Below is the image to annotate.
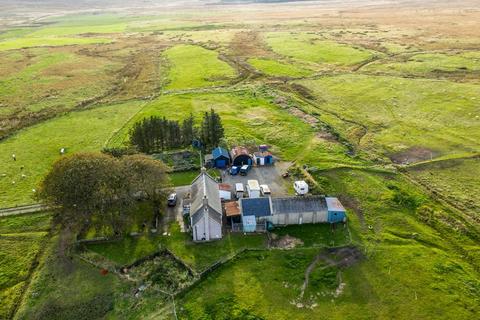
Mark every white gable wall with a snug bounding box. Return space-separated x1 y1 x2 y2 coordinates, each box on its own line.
208 216 222 239
192 208 222 241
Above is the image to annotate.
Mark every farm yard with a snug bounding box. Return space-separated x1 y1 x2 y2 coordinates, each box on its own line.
0 0 479 319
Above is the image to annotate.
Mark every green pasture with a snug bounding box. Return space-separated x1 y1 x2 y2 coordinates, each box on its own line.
364 51 480 75
15 235 121 320
0 212 51 319
0 49 117 118
248 57 314 77
265 32 374 66
109 90 315 161
179 168 480 319
0 101 144 207
296 74 480 159
0 212 52 234
87 223 267 271
408 157 480 214
272 223 350 247
0 37 111 51
163 44 237 90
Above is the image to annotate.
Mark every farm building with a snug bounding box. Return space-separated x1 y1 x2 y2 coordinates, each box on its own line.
326 197 347 223
240 197 271 232
231 146 253 166
189 169 223 242
237 196 347 227
212 147 230 168
253 145 274 165
224 200 241 227
268 196 327 225
218 183 232 201
253 151 274 166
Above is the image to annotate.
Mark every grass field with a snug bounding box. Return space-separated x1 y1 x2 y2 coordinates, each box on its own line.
296 74 480 161
0 101 144 207
248 57 314 77
15 235 122 320
163 45 237 90
0 37 112 51
87 223 267 271
179 167 480 319
265 32 375 67
1 3 479 319
407 157 480 215
109 90 315 160
0 212 51 319
364 51 480 76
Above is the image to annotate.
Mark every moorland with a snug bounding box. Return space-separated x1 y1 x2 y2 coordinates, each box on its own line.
0 0 479 319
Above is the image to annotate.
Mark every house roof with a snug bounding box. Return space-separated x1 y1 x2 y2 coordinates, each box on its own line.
224 201 240 217
325 197 346 212
240 197 272 217
212 147 229 160
190 171 222 218
271 196 327 215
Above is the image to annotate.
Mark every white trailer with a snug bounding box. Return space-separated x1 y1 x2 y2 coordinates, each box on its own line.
246 180 261 198
294 181 309 196
235 183 244 199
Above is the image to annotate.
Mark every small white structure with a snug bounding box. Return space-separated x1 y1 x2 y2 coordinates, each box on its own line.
294 180 309 196
260 184 271 196
235 183 244 199
218 183 232 201
190 170 223 242
246 180 261 198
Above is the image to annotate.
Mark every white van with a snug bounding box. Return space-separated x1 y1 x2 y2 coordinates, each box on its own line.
294 181 309 196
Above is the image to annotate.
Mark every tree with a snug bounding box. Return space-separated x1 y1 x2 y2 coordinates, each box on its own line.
122 154 171 216
181 113 195 146
38 153 125 227
37 152 172 250
200 108 224 149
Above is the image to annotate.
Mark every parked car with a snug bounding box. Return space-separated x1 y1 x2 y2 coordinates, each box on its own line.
239 164 251 176
230 166 240 175
260 184 271 196
167 193 177 207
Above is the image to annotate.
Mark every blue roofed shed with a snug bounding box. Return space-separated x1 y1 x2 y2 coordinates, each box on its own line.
212 147 230 168
325 197 346 223
240 197 272 218
240 197 271 232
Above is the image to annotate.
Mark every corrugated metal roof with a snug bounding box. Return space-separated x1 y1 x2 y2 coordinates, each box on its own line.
231 146 250 157
218 183 232 191
212 147 229 159
325 197 346 212
241 197 272 217
271 196 327 215
224 201 240 217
